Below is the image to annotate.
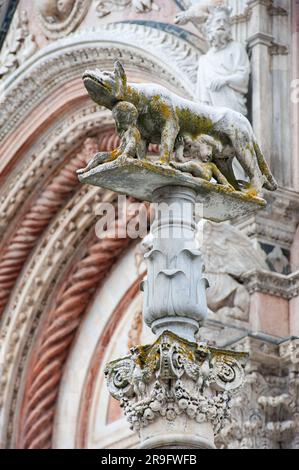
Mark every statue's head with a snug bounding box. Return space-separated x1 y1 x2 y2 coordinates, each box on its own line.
204 6 233 49
83 61 128 109
112 101 138 133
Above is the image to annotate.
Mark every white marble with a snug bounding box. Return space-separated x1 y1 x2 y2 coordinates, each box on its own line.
52 245 139 449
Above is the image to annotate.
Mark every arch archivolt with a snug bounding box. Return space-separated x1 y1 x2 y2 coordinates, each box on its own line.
0 23 200 144
0 104 113 235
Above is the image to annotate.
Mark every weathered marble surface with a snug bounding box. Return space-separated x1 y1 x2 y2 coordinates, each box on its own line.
80 61 277 194
105 331 247 448
78 157 266 221
175 4 250 115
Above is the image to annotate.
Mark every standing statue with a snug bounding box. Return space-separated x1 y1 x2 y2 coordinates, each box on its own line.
79 61 277 194
175 3 250 115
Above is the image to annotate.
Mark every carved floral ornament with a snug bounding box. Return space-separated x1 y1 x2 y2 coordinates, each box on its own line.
95 0 159 17
35 0 91 38
105 331 247 434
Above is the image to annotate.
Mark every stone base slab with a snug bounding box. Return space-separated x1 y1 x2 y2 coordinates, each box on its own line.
139 415 215 449
78 158 266 222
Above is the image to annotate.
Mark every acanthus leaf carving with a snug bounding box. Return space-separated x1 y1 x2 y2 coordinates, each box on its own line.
105 331 247 435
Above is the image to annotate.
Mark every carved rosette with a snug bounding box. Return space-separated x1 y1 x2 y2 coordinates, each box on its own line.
36 0 91 39
105 332 247 446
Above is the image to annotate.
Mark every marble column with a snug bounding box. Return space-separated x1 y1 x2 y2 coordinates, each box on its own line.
142 185 207 342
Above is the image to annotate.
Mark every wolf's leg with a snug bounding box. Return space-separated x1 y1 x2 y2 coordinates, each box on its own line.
159 118 179 164
137 139 148 160
76 151 116 174
229 131 264 194
253 141 278 190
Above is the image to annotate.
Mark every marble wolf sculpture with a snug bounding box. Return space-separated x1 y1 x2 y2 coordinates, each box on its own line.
82 61 277 194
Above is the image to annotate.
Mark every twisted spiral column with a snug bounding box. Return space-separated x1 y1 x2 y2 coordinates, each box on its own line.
18 211 135 449
0 135 117 317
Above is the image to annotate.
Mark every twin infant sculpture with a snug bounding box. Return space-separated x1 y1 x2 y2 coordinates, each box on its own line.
78 61 277 196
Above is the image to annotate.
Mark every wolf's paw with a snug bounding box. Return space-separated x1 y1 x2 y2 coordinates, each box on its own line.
76 167 87 175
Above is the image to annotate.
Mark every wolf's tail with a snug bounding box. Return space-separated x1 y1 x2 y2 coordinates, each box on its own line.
253 141 278 191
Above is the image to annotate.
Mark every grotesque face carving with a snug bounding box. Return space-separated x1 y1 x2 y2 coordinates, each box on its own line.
204 8 232 50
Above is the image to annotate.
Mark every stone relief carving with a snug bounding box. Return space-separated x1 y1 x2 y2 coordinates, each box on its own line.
196 220 268 321
218 338 299 449
175 3 250 115
36 0 91 38
0 10 37 80
105 331 247 435
78 60 277 195
95 0 159 17
242 269 299 300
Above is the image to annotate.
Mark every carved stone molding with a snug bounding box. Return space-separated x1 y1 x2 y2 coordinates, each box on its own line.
0 105 113 233
218 336 299 449
0 138 101 318
242 269 299 300
35 0 91 39
233 187 299 251
0 9 37 80
246 0 288 17
269 43 289 56
0 23 198 143
95 0 159 17
0 191 138 449
247 0 273 8
247 32 275 49
231 7 252 25
0 188 98 446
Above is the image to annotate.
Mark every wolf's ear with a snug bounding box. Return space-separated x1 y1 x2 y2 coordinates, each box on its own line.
114 60 127 99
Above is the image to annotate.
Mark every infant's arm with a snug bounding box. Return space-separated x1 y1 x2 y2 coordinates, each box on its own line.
171 161 209 179
211 163 233 187
121 127 140 158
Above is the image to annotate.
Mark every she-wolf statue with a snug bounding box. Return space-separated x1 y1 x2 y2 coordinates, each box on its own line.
82 61 277 195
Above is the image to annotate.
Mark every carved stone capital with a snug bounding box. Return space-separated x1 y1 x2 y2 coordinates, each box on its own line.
105 331 247 448
36 0 91 39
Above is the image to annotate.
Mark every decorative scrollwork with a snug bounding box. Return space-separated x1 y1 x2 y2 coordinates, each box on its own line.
210 354 245 392
36 0 91 38
104 331 247 434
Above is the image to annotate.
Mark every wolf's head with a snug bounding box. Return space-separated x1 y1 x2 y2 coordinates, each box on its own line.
82 61 127 109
